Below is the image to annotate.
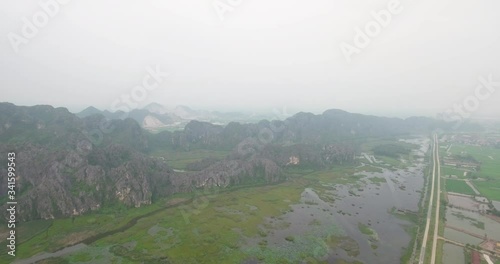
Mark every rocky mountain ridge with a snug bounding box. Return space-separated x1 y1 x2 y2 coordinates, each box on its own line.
76 103 261 132
0 103 283 222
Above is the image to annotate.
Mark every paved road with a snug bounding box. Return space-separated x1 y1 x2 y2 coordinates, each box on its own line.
437 236 464 247
419 134 439 264
484 254 494 264
430 134 441 264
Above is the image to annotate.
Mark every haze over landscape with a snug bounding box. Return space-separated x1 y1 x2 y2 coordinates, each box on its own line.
1 0 500 118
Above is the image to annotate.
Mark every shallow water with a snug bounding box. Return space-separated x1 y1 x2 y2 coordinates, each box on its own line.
446 207 500 241
324 138 428 263
443 228 483 246
442 243 465 264
324 165 424 263
244 137 429 263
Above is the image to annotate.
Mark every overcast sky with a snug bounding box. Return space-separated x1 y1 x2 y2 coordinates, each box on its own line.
1 0 499 118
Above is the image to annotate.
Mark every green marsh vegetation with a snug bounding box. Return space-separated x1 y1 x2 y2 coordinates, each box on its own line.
151 149 230 170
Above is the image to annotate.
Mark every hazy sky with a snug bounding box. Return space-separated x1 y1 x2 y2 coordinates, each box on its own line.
1 0 499 118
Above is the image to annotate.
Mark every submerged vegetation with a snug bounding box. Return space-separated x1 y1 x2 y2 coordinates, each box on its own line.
373 144 411 158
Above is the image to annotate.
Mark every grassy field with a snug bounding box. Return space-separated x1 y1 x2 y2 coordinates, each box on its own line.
359 137 418 153
92 182 304 263
473 181 500 201
0 203 166 259
448 144 500 179
151 149 230 170
447 143 500 201
445 179 476 196
441 166 468 179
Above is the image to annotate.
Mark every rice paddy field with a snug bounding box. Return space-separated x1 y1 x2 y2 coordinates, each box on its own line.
447 143 500 201
441 166 468 179
445 179 476 196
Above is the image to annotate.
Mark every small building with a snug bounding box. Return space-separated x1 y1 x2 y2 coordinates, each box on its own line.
286 156 300 165
471 251 480 264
